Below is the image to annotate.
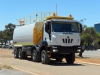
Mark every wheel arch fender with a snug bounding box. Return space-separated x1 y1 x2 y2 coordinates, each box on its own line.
31 45 40 54
40 41 48 52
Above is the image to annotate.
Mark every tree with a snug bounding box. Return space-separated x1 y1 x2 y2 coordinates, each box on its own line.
0 30 3 44
2 30 8 44
0 31 2 39
5 23 16 41
82 25 87 32
81 27 100 45
78 27 100 57
0 23 16 45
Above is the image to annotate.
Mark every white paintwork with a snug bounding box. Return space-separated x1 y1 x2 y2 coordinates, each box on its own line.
43 21 50 42
13 23 35 44
13 19 80 47
44 31 80 47
50 32 80 46
43 20 80 47
51 19 78 22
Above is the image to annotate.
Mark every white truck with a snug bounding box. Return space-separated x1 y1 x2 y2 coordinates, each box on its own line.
13 14 82 64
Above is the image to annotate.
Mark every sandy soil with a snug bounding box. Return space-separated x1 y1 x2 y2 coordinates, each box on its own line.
0 48 100 64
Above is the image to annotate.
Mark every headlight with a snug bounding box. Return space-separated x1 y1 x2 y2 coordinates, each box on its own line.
53 49 58 52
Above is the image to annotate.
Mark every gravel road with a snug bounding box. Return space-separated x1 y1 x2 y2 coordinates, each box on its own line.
83 49 100 58
0 48 100 75
0 48 32 75
0 68 32 75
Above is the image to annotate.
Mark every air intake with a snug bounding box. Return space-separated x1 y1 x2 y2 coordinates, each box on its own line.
62 38 73 43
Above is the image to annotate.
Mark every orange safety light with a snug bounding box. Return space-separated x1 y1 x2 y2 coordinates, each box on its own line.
69 14 72 18
53 13 56 16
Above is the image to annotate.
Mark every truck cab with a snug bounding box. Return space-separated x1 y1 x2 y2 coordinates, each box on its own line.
44 19 82 47
39 15 82 64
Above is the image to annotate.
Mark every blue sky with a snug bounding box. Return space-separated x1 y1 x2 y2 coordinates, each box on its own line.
0 0 100 30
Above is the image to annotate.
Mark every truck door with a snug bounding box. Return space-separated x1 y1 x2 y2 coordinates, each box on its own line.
43 21 51 42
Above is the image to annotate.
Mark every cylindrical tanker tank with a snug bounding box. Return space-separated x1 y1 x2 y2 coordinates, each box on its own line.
13 22 44 46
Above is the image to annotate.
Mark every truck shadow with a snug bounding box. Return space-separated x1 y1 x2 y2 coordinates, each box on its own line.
26 58 85 66
48 60 85 66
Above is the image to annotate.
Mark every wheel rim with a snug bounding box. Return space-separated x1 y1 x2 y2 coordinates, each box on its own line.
32 51 36 60
18 51 21 58
14 50 17 57
41 51 46 62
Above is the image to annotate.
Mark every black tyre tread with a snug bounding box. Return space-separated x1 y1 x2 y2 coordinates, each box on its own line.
18 49 24 59
41 50 50 64
66 53 75 64
14 48 18 58
32 50 41 62
23 52 27 59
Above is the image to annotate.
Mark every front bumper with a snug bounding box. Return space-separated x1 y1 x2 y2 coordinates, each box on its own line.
48 46 81 53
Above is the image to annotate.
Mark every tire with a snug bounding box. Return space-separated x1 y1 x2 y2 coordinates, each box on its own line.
41 50 50 64
14 48 18 58
23 52 27 59
66 53 75 64
18 49 24 59
32 49 41 62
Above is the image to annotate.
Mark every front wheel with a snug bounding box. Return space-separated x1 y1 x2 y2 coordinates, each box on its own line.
65 53 75 64
41 50 50 64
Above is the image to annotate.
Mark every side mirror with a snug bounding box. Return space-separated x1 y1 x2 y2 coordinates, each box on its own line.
80 24 82 33
78 23 82 33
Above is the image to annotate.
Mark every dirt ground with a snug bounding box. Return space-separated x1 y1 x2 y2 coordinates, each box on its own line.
0 48 100 64
76 57 100 64
0 48 13 58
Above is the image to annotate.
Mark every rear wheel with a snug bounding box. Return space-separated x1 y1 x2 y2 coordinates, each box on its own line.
18 49 25 59
41 50 50 64
66 53 75 64
23 52 27 59
14 48 18 58
32 49 41 62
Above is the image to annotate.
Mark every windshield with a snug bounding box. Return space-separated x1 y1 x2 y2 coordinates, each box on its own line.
52 21 79 32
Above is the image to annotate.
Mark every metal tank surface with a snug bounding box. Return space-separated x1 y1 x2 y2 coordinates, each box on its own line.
13 23 35 46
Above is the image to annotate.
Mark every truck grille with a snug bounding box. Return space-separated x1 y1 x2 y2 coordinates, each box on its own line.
62 38 73 43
